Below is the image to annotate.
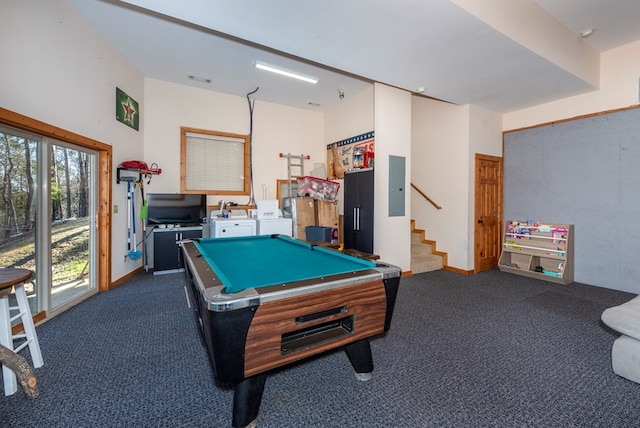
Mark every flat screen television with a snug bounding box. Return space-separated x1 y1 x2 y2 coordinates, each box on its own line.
146 193 207 226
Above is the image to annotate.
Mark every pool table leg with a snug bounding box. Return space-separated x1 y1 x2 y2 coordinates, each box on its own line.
232 373 267 428
345 338 373 381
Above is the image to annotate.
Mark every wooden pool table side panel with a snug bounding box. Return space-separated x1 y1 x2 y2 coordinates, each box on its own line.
243 280 387 377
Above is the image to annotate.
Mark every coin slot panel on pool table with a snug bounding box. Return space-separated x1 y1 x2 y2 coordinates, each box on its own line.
281 315 354 355
295 306 347 324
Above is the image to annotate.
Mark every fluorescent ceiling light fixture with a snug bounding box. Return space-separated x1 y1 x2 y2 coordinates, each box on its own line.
254 61 318 84
188 75 211 83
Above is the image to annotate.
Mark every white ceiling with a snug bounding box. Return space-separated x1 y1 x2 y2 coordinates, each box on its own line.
70 0 640 113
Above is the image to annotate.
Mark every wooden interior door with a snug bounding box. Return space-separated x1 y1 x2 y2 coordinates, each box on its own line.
474 154 503 273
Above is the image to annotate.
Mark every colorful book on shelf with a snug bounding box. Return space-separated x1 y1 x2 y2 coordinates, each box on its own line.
552 228 567 243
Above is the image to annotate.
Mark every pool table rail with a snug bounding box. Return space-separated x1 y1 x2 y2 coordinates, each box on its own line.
183 241 261 311
183 240 387 311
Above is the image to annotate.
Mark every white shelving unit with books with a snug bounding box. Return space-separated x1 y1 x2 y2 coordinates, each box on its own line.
498 220 574 285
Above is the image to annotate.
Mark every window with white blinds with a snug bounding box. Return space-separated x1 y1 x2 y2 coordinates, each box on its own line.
180 128 250 194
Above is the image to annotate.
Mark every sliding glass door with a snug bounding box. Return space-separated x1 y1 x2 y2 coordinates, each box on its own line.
0 127 39 314
0 125 97 317
49 142 97 310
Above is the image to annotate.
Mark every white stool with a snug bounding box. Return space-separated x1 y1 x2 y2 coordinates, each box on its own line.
0 268 43 396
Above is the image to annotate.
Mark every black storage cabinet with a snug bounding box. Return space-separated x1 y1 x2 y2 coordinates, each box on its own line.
344 168 374 253
153 226 202 274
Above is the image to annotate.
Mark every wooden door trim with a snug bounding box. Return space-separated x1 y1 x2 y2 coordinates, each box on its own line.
0 107 112 292
474 154 503 273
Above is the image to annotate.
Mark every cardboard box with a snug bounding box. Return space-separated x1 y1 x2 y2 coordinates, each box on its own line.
282 197 316 240
316 200 339 228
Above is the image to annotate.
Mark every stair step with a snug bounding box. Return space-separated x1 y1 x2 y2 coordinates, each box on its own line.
411 230 443 274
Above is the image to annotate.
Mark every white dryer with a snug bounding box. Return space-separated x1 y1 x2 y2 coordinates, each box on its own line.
256 218 293 237
209 218 256 238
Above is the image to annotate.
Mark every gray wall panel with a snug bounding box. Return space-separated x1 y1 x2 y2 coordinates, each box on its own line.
504 107 640 292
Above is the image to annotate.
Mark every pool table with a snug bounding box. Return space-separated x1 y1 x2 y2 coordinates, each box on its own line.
181 234 401 427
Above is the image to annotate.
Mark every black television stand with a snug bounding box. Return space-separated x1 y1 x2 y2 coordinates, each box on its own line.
152 225 203 275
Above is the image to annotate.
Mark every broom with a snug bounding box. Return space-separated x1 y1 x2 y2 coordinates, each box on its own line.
139 180 148 270
128 182 142 261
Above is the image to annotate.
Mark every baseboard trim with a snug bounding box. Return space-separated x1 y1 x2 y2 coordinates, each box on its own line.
111 266 144 289
443 265 474 276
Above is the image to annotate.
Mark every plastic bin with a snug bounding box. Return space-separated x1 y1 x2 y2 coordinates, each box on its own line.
297 176 340 201
305 226 332 242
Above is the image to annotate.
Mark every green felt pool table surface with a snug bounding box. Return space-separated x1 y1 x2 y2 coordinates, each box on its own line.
193 234 376 293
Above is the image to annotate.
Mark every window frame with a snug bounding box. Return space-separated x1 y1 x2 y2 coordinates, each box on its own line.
0 106 112 297
180 127 250 195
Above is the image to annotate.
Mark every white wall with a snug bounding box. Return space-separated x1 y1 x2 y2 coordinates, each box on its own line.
411 98 502 271
374 83 412 271
467 105 503 268
468 105 503 157
411 98 469 269
1 0 145 282
143 78 325 206
324 86 374 213
324 87 374 144
504 40 640 130
324 84 414 272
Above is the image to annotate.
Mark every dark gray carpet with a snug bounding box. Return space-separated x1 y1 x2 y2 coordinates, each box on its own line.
1 269 638 427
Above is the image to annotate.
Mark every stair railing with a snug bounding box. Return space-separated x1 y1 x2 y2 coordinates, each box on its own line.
411 183 442 210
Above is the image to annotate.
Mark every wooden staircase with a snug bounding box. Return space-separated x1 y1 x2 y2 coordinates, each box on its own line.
411 220 447 274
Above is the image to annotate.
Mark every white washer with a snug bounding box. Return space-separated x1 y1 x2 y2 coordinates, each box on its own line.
210 218 256 238
256 218 293 237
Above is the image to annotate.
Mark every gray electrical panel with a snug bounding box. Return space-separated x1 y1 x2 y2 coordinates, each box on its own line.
389 155 405 217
